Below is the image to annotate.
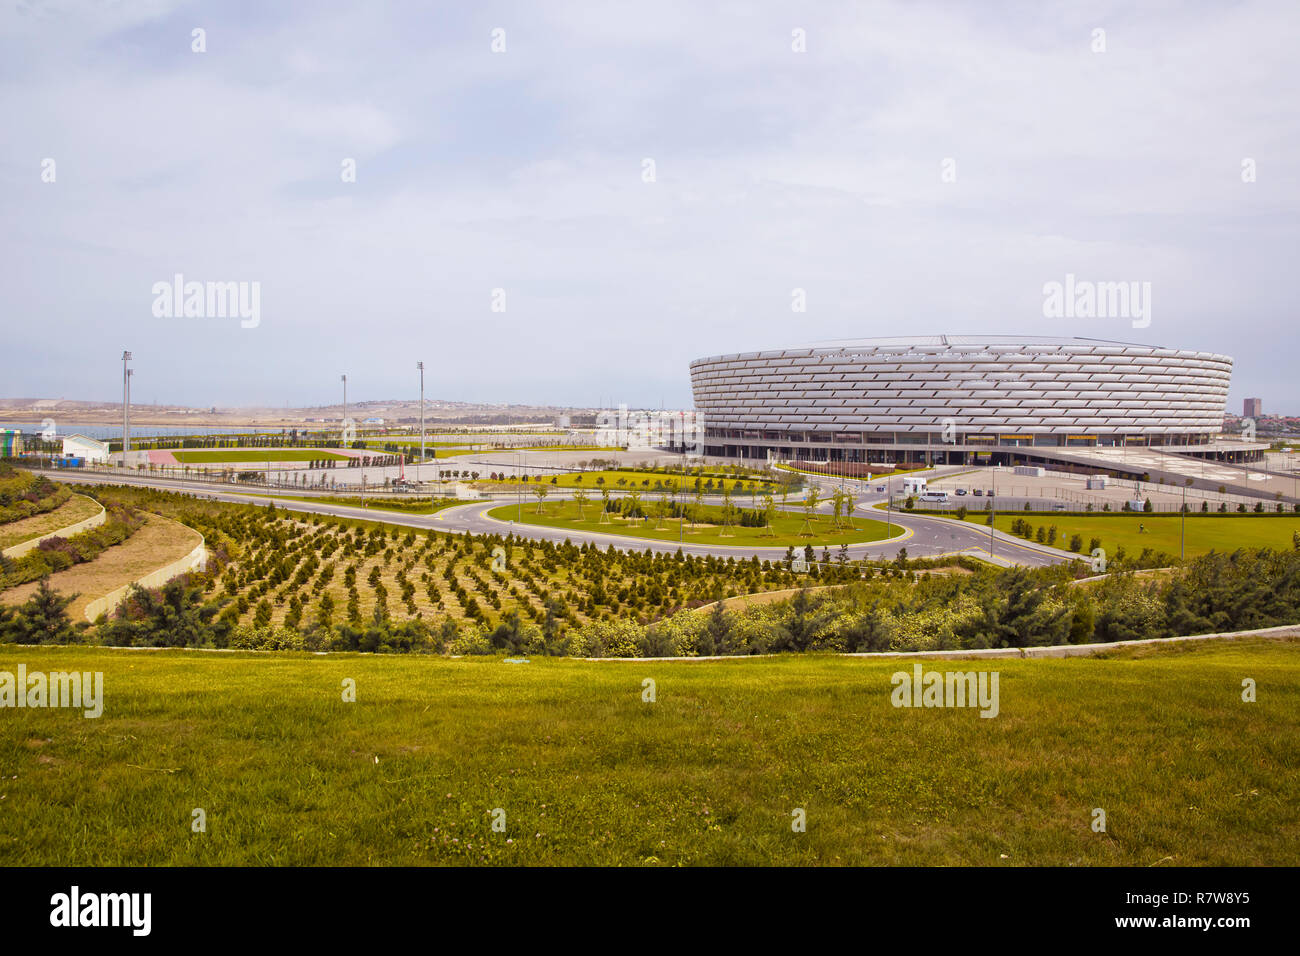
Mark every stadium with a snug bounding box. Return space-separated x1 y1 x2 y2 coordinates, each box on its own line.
689 335 1254 474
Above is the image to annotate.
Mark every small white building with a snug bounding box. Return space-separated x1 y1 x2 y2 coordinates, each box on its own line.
61 434 110 464
901 475 927 495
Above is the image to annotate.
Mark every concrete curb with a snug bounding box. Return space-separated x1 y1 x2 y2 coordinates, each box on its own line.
82 519 208 623
579 623 1300 662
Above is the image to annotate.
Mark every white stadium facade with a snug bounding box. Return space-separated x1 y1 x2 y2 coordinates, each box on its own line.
688 336 1260 475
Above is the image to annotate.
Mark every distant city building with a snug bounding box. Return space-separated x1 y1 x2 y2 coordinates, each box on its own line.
1244 397 1263 418
0 430 22 457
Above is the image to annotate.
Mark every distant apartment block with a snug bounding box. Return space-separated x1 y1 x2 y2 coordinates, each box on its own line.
1244 397 1263 418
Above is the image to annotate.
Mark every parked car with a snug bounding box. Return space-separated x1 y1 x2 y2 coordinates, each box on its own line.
955 488 967 496
973 489 983 496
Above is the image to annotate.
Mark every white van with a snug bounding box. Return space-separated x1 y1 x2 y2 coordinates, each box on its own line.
919 491 949 503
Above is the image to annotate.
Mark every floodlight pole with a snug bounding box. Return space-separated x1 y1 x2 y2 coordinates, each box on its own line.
121 351 133 458
417 361 425 484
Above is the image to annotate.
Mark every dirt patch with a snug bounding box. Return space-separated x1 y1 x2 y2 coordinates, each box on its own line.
0 495 102 550
0 515 201 619
699 586 845 613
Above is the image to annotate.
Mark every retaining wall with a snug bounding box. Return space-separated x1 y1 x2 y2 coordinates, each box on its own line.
1 498 106 559
83 529 207 623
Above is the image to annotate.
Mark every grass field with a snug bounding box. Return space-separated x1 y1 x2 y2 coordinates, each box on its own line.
357 440 475 449
172 449 351 464
247 494 473 516
487 500 899 547
0 494 101 550
952 512 1300 559
479 469 782 492
0 516 201 620
0 638 1294 865
427 448 480 459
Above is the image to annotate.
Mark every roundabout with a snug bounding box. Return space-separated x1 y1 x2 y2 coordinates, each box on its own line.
35 467 1075 566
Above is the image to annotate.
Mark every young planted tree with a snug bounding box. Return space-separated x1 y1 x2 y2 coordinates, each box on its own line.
572 488 589 520
533 483 549 514
801 487 821 537
1 578 79 644
315 592 335 630
719 486 735 537
830 489 845 531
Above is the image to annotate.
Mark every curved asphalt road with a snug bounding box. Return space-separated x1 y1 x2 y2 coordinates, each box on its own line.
36 468 1075 567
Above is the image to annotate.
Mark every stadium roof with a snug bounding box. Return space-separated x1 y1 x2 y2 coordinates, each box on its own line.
794 334 1166 349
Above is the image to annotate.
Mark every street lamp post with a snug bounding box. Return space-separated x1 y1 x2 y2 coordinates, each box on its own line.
885 475 891 539
989 466 996 560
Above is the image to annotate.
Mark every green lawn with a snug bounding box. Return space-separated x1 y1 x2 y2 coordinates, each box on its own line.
481 470 781 492
0 494 101 549
172 449 350 464
429 448 482 459
0 639 1294 865
246 493 473 516
353 442 480 458
952 512 1300 559
488 500 899 547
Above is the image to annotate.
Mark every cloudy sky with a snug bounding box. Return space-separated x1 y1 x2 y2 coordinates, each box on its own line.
3 0 1297 411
